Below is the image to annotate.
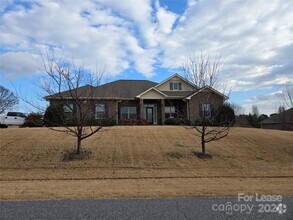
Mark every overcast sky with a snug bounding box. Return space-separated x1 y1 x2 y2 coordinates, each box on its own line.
0 0 292 114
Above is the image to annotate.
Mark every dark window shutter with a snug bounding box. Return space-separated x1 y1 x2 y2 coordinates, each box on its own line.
92 104 96 119
210 104 214 117
199 104 203 118
105 103 108 118
73 104 76 115
170 82 173 90
179 82 182 90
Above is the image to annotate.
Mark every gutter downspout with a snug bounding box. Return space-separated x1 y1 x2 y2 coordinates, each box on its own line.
117 100 122 124
183 99 190 120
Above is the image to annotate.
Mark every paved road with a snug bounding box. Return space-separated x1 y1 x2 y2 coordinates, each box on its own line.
1 197 292 219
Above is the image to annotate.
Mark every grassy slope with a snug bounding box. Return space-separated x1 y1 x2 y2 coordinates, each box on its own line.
0 126 292 200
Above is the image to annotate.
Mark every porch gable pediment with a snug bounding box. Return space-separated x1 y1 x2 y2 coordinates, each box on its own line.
185 85 228 100
136 87 167 99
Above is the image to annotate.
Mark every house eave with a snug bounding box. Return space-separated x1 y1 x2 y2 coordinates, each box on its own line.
45 97 135 101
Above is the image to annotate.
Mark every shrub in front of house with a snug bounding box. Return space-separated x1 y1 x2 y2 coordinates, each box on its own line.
214 103 236 126
164 118 177 125
119 119 136 125
194 118 215 126
119 119 149 125
44 103 64 126
136 119 149 125
176 118 191 125
98 118 117 126
22 113 43 127
66 118 117 127
164 118 191 125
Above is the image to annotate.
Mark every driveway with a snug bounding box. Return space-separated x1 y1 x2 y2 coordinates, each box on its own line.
1 197 292 219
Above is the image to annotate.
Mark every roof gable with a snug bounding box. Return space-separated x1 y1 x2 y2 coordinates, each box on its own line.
155 73 198 92
136 87 167 99
185 85 228 100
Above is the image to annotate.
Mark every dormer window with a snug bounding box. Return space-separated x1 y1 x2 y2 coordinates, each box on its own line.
170 82 182 90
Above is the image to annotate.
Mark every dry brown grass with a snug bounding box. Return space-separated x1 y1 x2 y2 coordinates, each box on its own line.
1 126 293 200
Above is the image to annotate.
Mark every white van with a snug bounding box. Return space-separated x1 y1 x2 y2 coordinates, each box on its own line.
0 112 26 128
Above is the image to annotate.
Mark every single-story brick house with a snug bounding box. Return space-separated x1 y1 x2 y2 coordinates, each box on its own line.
260 108 293 131
45 74 228 125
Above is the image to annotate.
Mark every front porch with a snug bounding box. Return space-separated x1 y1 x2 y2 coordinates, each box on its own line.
139 99 188 125
117 98 188 125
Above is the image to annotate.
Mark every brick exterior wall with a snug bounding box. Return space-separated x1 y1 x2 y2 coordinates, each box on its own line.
188 92 224 121
50 99 119 122
50 92 225 124
82 100 119 119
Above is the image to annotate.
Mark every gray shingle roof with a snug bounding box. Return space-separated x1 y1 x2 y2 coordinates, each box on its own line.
44 84 94 100
45 78 226 101
46 80 158 100
260 108 293 124
94 80 158 98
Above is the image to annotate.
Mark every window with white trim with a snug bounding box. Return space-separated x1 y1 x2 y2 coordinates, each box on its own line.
63 104 74 117
63 104 73 113
169 82 182 90
200 104 212 118
120 107 137 119
95 104 106 119
165 106 176 118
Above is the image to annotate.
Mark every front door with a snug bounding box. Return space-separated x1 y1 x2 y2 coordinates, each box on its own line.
146 107 153 124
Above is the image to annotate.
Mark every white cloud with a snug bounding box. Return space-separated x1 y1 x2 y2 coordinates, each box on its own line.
243 88 293 115
156 1 178 34
0 0 161 78
0 0 292 96
96 0 157 47
160 0 293 90
0 52 40 79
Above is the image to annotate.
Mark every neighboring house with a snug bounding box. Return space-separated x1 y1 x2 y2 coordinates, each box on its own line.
260 108 293 131
45 74 228 125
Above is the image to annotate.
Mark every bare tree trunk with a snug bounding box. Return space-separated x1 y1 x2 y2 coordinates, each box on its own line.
76 127 82 155
201 124 206 156
76 136 81 155
201 139 206 156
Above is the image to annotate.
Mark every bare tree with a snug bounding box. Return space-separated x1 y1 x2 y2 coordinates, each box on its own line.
277 84 293 109
0 86 19 114
252 104 259 117
182 51 223 90
192 99 235 158
278 106 285 114
277 106 287 129
230 102 243 116
37 53 116 155
181 52 234 158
